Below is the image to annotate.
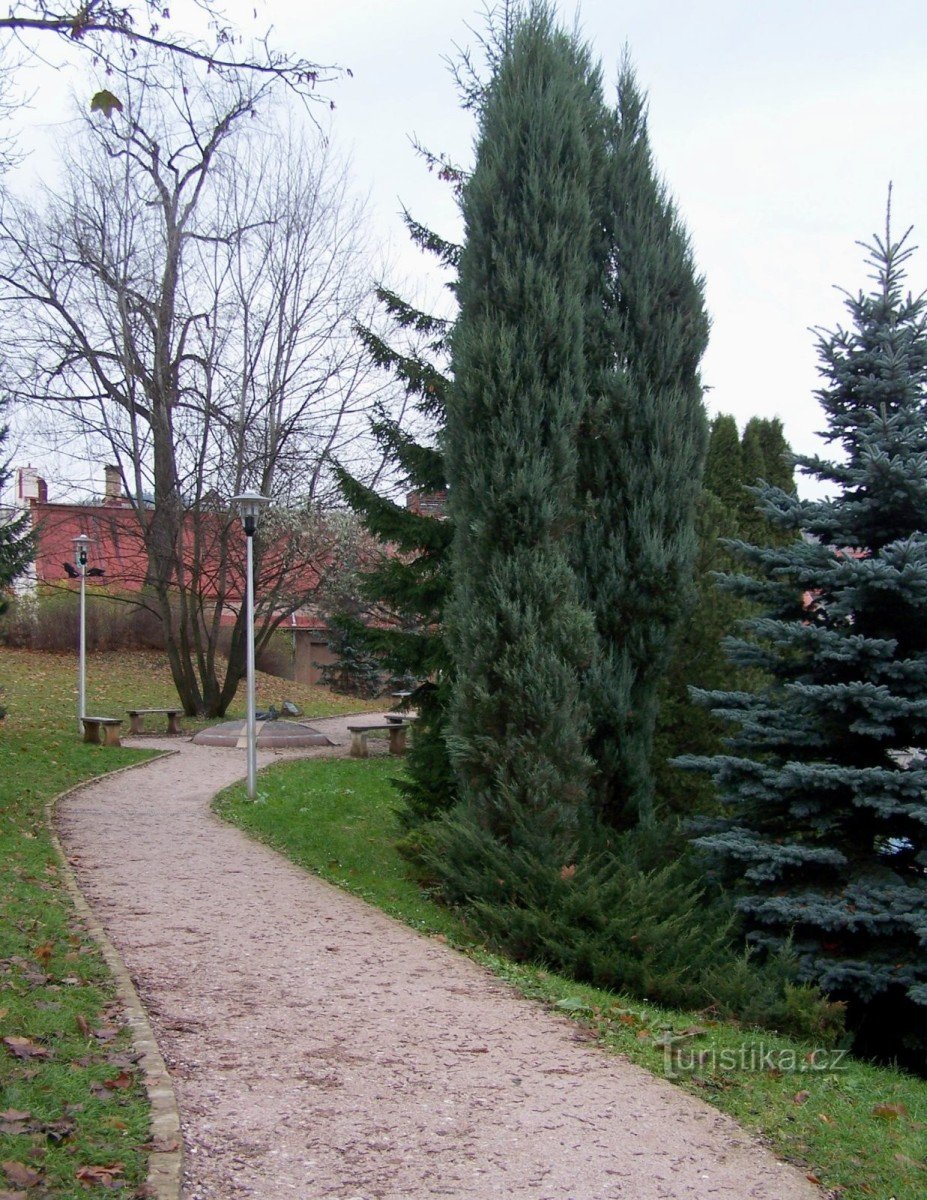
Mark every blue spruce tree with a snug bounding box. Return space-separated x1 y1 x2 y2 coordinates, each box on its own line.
682 210 927 1065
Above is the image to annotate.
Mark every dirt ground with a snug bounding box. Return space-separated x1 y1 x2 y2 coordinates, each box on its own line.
56 717 822 1200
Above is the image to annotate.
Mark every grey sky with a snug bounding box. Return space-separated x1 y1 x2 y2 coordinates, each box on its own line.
6 1 927 498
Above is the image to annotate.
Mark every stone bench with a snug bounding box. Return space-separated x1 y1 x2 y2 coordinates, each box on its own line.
81 716 124 747
127 708 184 736
347 722 411 758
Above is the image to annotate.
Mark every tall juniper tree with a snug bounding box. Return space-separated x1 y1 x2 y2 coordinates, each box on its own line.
682 213 927 1065
575 63 709 830
442 4 600 858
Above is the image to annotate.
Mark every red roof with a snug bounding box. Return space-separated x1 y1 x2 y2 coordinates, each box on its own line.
29 501 325 603
33 503 152 591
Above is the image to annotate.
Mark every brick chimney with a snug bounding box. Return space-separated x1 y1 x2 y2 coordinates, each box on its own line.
103 464 125 506
15 465 47 507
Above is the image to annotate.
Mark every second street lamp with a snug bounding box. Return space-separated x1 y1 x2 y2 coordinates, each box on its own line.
232 492 271 800
71 533 92 735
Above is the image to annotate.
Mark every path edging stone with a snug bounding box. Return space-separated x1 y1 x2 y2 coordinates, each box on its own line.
45 750 184 1200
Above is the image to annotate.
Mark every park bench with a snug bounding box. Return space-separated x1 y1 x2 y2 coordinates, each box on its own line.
347 721 412 758
81 716 124 747
126 708 184 735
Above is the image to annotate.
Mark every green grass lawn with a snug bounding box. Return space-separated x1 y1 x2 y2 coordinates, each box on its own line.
0 647 372 1199
217 755 927 1200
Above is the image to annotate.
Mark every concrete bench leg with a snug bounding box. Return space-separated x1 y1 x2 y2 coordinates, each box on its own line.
388 726 408 756
166 713 184 735
350 731 369 758
101 723 123 748
82 720 101 745
129 713 144 735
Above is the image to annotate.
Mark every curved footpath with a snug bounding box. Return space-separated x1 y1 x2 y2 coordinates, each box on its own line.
56 717 821 1200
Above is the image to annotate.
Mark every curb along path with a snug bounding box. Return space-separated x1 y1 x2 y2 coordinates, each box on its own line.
56 722 821 1200
48 752 183 1200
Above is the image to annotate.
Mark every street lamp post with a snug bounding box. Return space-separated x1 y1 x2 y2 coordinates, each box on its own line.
232 492 271 800
72 533 92 734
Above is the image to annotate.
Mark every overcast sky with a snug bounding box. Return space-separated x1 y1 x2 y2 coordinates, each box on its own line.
6 0 927 500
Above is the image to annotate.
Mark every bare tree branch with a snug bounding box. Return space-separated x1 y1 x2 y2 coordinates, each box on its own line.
0 55 399 713
0 2 345 108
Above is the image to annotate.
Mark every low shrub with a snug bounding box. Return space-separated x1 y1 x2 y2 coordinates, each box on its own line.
415 810 844 1046
0 590 166 652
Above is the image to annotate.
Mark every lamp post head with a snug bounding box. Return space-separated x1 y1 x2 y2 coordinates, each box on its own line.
232 491 271 537
72 533 92 568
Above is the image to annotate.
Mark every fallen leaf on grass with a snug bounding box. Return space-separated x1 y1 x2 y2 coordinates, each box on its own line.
102 1070 133 1090
0 1111 31 1126
1 1162 42 1189
0 1116 30 1137
805 1174 822 1186
872 1102 910 1120
43 1118 75 1145
33 943 53 967
6 961 48 988
2 1037 50 1060
104 1053 139 1071
793 1090 811 1105
76 1014 90 1037
0 1189 28 1200
75 1163 124 1188
555 997 591 1014
92 1025 120 1043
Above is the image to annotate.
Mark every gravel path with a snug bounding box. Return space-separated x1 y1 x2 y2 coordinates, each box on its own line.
56 719 822 1200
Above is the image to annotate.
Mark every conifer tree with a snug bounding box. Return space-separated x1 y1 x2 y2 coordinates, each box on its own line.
705 414 744 511
334 242 457 829
575 63 709 828
739 416 796 543
332 50 475 832
0 405 34 613
442 4 600 854
753 417 795 492
653 414 797 817
681 214 927 1065
652 489 740 816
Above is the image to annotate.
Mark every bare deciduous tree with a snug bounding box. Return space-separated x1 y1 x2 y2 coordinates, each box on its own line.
0 2 342 105
0 57 399 714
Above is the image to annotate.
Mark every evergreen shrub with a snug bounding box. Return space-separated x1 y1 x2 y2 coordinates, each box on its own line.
318 613 387 698
417 813 843 1043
